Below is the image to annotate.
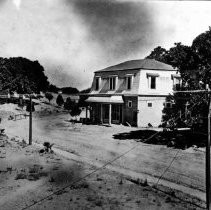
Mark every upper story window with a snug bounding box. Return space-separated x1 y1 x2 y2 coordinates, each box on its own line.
109 76 116 90
147 73 159 90
171 74 181 90
150 77 156 89
126 75 133 90
95 77 100 90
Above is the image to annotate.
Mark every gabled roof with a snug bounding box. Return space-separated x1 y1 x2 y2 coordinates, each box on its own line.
95 59 176 73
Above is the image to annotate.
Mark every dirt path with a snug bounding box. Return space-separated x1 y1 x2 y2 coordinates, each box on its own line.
2 113 206 207
0 134 202 210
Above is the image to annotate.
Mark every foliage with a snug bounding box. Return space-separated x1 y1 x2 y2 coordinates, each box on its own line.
78 87 91 107
0 57 49 94
63 96 81 118
56 94 64 106
64 97 75 110
48 84 59 93
60 87 79 94
70 105 81 117
146 46 168 63
45 92 53 103
146 28 211 129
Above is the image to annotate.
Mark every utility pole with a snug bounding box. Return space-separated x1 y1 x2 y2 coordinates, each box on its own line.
29 95 32 145
207 94 211 210
174 89 211 209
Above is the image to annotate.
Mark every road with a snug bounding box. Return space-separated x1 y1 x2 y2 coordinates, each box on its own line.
4 113 206 201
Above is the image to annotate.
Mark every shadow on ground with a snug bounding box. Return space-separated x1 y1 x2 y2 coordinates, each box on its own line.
113 129 207 149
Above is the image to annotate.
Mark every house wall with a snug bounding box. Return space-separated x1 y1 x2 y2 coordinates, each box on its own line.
123 96 138 126
138 69 177 95
90 69 140 95
137 96 166 127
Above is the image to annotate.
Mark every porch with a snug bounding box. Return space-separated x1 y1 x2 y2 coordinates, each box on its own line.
86 96 124 125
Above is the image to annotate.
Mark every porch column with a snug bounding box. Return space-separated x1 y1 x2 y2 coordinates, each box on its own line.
100 104 103 123
85 106 88 123
109 104 112 125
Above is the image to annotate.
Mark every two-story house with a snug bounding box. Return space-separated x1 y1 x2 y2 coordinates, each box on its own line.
86 59 181 127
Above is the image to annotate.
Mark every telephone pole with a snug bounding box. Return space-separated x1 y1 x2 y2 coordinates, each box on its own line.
207 95 211 210
29 95 32 145
174 89 211 209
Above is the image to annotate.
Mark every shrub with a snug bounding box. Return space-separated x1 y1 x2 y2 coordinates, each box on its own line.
56 94 64 106
64 97 75 110
45 92 53 103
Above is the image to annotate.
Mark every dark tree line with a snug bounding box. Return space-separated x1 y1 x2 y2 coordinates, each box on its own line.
48 84 79 95
0 57 49 94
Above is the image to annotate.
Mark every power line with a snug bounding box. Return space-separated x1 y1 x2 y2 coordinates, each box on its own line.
154 94 207 187
21 90 208 209
155 149 180 186
21 132 159 210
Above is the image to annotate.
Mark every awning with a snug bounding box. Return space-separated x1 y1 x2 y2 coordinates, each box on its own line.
85 96 124 104
146 73 159 78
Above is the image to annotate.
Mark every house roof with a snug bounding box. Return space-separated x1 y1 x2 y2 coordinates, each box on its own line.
95 59 176 73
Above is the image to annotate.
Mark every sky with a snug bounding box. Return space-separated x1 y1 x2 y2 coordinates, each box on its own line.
0 0 211 90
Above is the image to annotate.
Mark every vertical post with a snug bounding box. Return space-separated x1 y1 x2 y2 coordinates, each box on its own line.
29 95 32 145
100 104 103 123
109 104 111 125
185 103 188 119
207 95 211 210
85 106 88 123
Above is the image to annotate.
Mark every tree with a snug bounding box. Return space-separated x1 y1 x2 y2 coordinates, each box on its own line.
64 97 75 110
48 84 59 93
192 27 211 87
159 36 210 129
0 57 50 94
56 94 64 106
45 92 53 103
78 87 91 107
60 87 79 94
145 46 168 63
70 105 81 120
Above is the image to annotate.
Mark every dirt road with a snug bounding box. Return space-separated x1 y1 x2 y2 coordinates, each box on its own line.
3 113 206 204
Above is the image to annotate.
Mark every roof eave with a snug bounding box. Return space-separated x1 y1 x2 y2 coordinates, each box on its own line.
94 67 177 73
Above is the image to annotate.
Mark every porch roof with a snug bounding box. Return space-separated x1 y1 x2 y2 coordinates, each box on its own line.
85 96 124 104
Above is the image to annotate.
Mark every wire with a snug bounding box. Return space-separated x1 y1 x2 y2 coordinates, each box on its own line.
155 149 180 186
20 91 208 209
21 132 159 210
154 94 207 187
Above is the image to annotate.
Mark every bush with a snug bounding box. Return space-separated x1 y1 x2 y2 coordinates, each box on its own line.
45 92 53 103
56 94 64 106
64 97 75 110
70 105 81 117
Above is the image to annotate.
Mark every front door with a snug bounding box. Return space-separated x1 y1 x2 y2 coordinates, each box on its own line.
112 104 122 124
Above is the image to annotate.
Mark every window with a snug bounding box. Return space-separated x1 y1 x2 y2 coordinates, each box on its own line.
128 101 132 108
147 73 159 90
148 102 152 107
172 74 181 91
126 76 132 89
109 77 116 90
150 77 156 89
163 102 173 108
174 78 181 90
95 77 100 90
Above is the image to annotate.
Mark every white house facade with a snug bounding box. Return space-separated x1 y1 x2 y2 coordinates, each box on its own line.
86 59 181 127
